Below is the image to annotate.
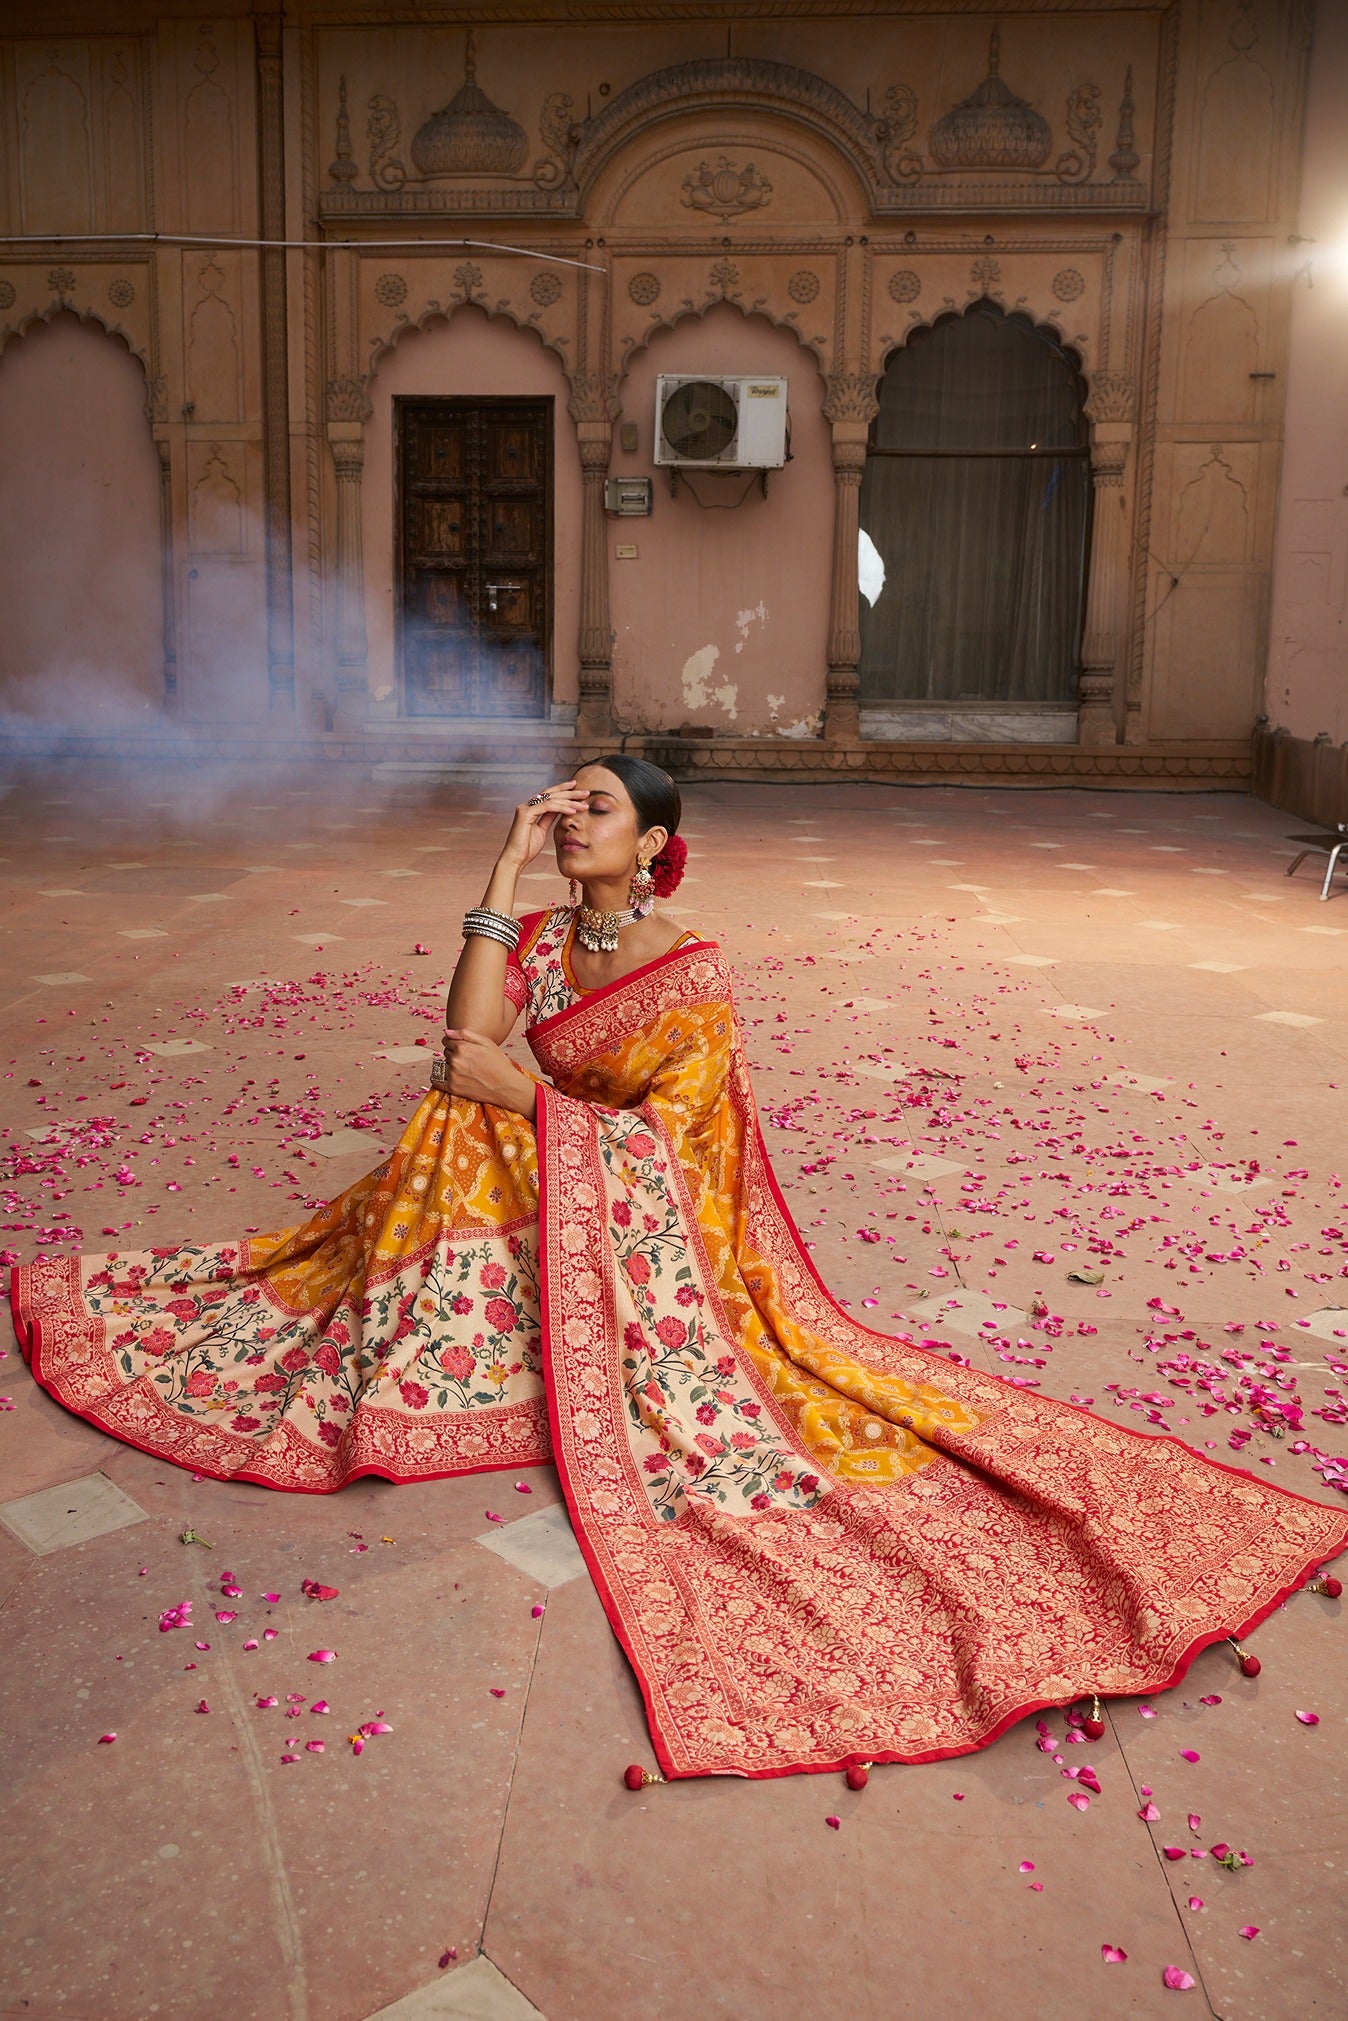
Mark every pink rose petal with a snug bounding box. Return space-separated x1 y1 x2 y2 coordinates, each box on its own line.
1163 1847 1186 1861
1067 1792 1091 1811
1027 1881 1043 1892
358 1720 393 1736
242 1639 259 1651
1162 1966 1196 1991
307 1649 336 1663
484 1511 504 1524
305 1740 325 1753
262 1592 281 1604
1139 1802 1161 1823
951 1792 965 1801
1199 1694 1222 1706
310 1701 330 1715
1187 1814 1201 1832
825 1815 841 1830
263 1628 278 1641
1101 1945 1127 1964
514 1482 532 1494
1294 1710 1320 1726
1238 1926 1260 1941
97 1732 116 1744
1187 1897 1204 1912
256 1695 278 1709
489 1687 506 1699
531 1604 544 1618
1179 1749 1200 1763
1019 1861 1036 1873
214 1610 237 1623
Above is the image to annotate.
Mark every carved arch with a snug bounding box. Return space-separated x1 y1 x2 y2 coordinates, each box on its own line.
569 56 895 211
364 290 570 385
870 292 1089 390
1 299 153 391
615 293 832 398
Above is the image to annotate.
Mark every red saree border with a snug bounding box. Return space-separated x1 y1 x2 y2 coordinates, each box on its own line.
11 1262 552 1495
529 935 721 1047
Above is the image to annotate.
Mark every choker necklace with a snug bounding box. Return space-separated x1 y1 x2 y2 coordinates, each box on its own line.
574 902 641 954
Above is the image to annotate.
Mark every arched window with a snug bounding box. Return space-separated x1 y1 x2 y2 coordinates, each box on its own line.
858 299 1091 710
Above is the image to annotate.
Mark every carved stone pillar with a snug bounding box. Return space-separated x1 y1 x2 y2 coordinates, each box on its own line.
253 5 294 713
154 438 178 710
1078 373 1136 748
570 374 617 739
325 376 371 701
822 372 879 743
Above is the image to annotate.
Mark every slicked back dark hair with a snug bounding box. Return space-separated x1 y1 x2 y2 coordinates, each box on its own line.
578 753 681 841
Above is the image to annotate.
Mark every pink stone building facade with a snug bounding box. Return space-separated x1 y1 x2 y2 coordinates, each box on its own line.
0 1 1342 798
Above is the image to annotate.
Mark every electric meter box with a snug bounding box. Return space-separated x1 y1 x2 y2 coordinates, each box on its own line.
604 477 654 516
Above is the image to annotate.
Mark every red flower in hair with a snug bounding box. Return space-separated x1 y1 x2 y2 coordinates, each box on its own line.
651 833 687 897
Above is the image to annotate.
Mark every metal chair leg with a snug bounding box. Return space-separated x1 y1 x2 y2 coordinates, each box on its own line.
1287 850 1309 878
1321 841 1344 902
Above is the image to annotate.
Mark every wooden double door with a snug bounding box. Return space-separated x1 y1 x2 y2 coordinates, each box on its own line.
397 397 552 717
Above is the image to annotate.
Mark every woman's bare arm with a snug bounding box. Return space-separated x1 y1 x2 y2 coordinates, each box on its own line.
443 782 588 1043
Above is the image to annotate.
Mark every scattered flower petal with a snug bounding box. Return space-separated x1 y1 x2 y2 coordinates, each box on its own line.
1187 1897 1204 1912
307 1649 336 1664
1019 1861 1036 1873
97 1732 116 1744
1179 1749 1200 1763
1238 1926 1260 1941
1101 1945 1127 1964
1067 1792 1091 1811
1139 1802 1162 1823
1294 1710 1320 1726
1162 1967 1196 1991
825 1815 841 1830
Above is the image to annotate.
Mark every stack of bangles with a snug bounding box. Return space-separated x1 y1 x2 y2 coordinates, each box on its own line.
462 906 521 951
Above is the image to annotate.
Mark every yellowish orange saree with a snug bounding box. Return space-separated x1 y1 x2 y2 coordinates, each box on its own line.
12 923 1347 1779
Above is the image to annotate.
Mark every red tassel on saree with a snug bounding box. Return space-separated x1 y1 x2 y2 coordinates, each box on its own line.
12 926 1347 1780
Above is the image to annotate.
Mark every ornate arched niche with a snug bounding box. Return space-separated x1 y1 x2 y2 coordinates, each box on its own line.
0 310 165 714
357 304 583 720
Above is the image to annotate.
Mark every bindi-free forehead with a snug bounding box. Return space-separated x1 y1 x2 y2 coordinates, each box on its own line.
572 767 629 808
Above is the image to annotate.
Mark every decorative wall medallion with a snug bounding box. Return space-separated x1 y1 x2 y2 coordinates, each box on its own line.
1053 268 1086 302
788 270 821 304
929 29 1051 170
108 279 135 309
48 267 76 296
375 272 408 308
411 32 527 178
888 269 921 304
0 281 15 311
970 255 1002 294
529 271 562 307
628 272 660 307
681 157 772 223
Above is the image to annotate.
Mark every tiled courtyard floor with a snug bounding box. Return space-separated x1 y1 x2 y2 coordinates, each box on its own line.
1 768 1345 2021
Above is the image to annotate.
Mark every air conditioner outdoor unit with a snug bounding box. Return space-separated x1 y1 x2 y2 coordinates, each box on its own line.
653 374 789 469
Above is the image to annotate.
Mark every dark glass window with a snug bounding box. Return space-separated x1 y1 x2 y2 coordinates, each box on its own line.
858 299 1091 706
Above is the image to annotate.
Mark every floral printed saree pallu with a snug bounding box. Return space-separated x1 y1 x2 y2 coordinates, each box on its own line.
12 935 1348 1781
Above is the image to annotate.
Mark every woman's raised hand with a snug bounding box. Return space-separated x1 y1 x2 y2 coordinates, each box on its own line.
501 780 591 870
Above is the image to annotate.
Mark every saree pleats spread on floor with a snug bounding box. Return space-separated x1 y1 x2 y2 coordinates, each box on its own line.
12 924 1348 1779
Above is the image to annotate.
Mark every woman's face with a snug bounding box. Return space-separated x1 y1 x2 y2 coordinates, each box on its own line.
553 766 667 885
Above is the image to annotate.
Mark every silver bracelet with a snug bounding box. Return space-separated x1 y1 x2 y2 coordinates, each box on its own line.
463 922 518 950
462 907 521 951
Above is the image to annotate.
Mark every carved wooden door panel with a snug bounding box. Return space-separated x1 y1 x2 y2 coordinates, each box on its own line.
397 397 551 717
